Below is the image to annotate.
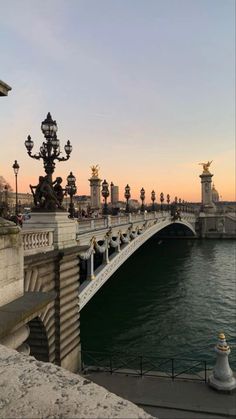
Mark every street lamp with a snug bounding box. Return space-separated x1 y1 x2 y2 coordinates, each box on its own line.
66 172 77 218
124 184 131 213
12 160 20 216
166 194 170 211
160 192 164 211
140 187 145 212
25 112 72 184
101 179 109 215
151 190 156 211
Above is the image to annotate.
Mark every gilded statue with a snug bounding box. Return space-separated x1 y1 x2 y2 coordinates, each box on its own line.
91 164 99 177
198 160 213 173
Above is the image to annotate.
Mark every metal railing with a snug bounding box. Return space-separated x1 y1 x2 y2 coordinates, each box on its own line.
81 350 208 382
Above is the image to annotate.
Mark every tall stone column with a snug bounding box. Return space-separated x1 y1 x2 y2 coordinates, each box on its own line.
89 177 102 210
199 164 216 213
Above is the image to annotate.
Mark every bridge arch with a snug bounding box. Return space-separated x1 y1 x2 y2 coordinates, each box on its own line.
155 220 196 238
79 218 196 310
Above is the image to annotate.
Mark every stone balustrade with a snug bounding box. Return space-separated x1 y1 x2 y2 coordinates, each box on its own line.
21 212 196 255
77 212 167 234
21 229 54 255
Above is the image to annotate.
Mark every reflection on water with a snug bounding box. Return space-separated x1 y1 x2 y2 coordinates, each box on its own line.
80 239 236 368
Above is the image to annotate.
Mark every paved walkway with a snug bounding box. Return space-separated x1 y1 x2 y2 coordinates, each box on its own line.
85 371 236 419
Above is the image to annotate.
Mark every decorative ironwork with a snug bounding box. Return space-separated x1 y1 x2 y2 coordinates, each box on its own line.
140 187 145 212
160 192 164 211
151 190 156 211
124 184 131 213
101 179 109 215
66 172 77 218
25 113 72 211
167 193 170 211
12 160 20 215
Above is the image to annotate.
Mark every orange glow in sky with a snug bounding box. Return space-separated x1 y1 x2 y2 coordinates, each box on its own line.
1 0 235 203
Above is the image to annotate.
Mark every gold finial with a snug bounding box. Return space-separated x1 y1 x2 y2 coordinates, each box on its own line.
216 332 230 352
218 332 225 340
198 160 213 174
91 164 100 177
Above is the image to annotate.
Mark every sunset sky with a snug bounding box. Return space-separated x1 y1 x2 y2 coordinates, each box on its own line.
0 0 235 202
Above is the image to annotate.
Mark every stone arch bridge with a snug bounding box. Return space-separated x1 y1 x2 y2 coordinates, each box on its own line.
0 211 196 372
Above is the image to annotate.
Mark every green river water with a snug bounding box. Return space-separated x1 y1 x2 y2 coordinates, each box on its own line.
80 238 236 369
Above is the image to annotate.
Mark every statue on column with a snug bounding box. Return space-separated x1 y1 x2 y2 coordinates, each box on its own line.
199 160 213 174
90 165 100 178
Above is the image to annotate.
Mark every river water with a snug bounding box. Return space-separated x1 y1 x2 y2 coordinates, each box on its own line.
80 238 236 369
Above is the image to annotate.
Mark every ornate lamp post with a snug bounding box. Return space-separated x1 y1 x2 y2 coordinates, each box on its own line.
178 198 182 212
140 187 145 212
160 192 164 211
25 112 72 184
151 190 156 211
174 196 178 204
12 160 20 216
124 184 131 213
101 179 109 215
167 193 170 211
66 172 77 218
4 185 9 211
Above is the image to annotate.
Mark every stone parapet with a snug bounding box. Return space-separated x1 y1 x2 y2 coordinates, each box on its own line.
0 217 23 306
0 344 152 418
23 211 77 249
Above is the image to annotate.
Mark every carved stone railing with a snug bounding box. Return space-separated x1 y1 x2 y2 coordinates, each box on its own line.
21 212 196 257
22 229 54 256
77 212 172 235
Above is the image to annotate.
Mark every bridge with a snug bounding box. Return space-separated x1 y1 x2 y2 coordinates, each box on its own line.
22 211 196 310
3 210 192 370
1 208 236 372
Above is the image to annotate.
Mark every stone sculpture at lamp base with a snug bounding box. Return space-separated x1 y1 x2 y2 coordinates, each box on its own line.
30 175 66 212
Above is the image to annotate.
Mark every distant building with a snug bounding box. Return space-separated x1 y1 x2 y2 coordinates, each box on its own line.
212 184 220 203
129 199 139 210
1 191 33 214
70 195 91 214
60 195 91 215
110 182 119 205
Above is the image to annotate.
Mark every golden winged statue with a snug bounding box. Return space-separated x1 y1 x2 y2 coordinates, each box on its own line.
198 160 213 173
91 164 100 177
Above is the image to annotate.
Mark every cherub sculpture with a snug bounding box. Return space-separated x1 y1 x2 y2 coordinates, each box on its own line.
91 165 99 177
198 160 213 173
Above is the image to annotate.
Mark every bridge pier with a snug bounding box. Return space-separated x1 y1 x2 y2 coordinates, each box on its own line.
55 249 80 372
22 212 82 372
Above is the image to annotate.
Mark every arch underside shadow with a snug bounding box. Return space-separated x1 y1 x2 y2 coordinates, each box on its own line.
155 221 196 238
79 219 196 310
26 316 50 362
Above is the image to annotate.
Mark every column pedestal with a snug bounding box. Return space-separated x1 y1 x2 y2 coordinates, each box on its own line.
23 211 77 250
89 177 102 210
200 172 216 214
